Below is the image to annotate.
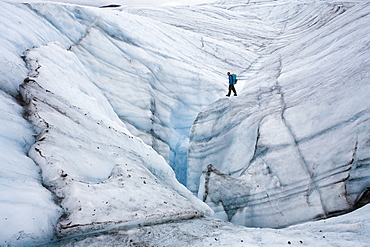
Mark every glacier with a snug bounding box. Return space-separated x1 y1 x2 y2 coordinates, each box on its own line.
189 0 370 228
0 0 369 246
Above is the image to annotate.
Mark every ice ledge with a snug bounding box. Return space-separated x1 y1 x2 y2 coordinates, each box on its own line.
48 205 370 246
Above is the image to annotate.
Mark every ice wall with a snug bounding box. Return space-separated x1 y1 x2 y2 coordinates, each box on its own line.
59 2 258 185
1 1 220 244
189 1 370 228
20 42 211 238
1 1 370 245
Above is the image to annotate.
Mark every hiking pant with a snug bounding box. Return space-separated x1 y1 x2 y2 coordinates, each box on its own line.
227 84 237 96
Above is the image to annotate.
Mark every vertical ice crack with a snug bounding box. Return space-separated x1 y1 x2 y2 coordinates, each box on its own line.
249 125 261 165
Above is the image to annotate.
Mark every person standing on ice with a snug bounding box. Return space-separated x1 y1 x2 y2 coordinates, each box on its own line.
226 72 237 97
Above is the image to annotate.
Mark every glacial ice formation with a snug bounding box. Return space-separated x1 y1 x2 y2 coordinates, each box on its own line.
20 42 212 238
0 0 370 245
189 0 370 228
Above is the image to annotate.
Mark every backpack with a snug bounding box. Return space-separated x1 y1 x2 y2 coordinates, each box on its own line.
232 74 237 84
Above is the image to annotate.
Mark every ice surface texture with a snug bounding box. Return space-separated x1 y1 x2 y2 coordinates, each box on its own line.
20 42 211 238
53 204 370 246
0 0 369 245
189 1 370 228
1 2 216 244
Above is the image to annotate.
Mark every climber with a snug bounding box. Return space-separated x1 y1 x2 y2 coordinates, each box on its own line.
226 72 237 97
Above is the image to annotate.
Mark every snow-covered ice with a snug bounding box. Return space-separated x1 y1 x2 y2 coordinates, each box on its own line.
0 0 369 246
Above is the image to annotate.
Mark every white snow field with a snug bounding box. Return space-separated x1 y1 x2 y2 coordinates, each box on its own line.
0 0 369 246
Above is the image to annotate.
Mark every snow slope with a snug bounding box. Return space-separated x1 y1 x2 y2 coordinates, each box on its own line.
0 0 369 246
21 42 211 239
16 1 260 186
0 89 62 245
1 1 217 245
189 0 370 228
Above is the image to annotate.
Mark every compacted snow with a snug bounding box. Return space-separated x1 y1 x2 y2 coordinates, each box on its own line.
0 0 369 246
